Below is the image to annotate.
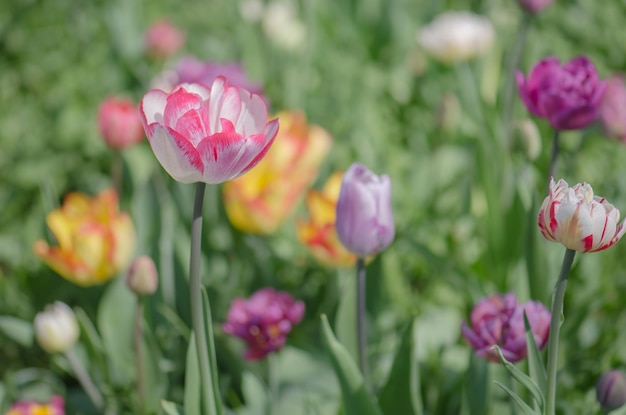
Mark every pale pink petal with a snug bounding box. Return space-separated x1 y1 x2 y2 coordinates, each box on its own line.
140 89 168 131
148 125 204 183
234 90 268 136
178 82 212 100
175 108 210 146
164 88 204 129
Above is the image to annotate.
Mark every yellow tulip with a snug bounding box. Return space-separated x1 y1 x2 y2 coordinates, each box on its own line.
223 110 332 234
33 189 135 286
296 172 356 267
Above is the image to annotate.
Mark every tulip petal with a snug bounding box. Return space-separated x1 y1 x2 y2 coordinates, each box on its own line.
140 89 168 129
148 125 204 183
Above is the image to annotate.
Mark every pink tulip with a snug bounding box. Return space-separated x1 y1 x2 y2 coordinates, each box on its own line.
538 178 626 253
599 75 626 142
144 19 185 59
140 77 279 184
98 97 145 150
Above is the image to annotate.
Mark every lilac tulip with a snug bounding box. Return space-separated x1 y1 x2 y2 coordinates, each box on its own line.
335 163 395 257
175 56 263 96
517 0 553 14
516 56 606 130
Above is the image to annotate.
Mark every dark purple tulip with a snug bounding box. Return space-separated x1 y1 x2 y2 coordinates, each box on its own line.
222 288 305 360
516 56 606 130
335 163 395 257
461 293 550 363
597 370 626 411
517 0 553 14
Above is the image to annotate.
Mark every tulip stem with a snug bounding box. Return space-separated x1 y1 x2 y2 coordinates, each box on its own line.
189 182 217 415
545 248 576 415
65 348 104 410
112 150 123 196
356 257 369 383
134 295 145 414
548 129 561 180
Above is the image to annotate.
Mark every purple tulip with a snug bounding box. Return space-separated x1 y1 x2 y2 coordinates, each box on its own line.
222 288 305 360
461 293 550 363
597 370 626 411
335 163 395 257
516 56 606 130
517 0 553 14
176 56 263 96
600 75 626 142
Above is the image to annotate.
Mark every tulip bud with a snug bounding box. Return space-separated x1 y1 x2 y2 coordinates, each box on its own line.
144 19 185 59
126 256 159 296
98 97 145 150
34 302 79 354
335 163 395 257
597 370 626 411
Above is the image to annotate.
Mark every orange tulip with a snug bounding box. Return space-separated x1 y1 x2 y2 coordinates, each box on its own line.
223 110 332 234
34 189 135 286
296 172 356 267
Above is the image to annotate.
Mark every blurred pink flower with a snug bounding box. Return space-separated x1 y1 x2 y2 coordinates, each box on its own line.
461 293 550 363
5 395 64 415
517 0 553 14
517 56 606 130
98 97 145 150
144 19 186 59
223 287 305 360
599 75 626 142
139 77 279 184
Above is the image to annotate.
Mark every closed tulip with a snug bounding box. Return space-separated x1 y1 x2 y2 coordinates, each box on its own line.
597 370 626 411
517 56 606 130
98 97 145 150
335 163 395 257
140 77 279 184
223 111 332 234
33 189 135 286
34 302 79 354
599 75 626 142
126 256 159 296
144 19 185 59
538 178 626 253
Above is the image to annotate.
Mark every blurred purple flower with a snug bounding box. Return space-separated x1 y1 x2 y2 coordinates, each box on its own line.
516 56 606 130
600 75 626 142
597 370 626 411
517 0 553 14
223 288 305 360
461 293 550 363
335 163 395 257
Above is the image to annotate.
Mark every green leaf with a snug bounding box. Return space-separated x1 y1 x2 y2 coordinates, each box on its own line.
493 381 539 415
493 346 545 411
184 333 201 415
335 269 358 362
378 318 422 415
320 315 382 415
0 315 33 347
523 311 547 397
465 352 489 415
161 400 183 415
74 307 109 382
201 287 224 415
140 310 168 414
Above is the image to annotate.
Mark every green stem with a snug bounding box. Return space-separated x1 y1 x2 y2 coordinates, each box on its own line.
65 348 104 410
545 248 576 415
134 296 145 414
112 150 123 196
356 257 369 383
189 182 216 415
267 352 278 415
548 129 561 180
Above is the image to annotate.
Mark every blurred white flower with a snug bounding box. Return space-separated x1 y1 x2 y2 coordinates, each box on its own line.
239 0 265 22
418 11 494 63
34 302 79 354
262 2 306 52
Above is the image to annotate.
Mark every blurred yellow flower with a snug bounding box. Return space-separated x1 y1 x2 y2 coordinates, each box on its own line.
223 110 332 234
296 172 356 267
33 189 135 286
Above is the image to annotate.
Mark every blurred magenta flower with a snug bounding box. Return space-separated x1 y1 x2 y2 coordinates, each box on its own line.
144 19 185 59
5 395 65 415
597 370 626 411
223 288 305 360
538 178 626 253
461 293 550 363
126 256 159 296
335 163 395 257
98 97 144 150
140 77 279 184
176 56 263 96
34 302 79 354
600 75 626 142
517 0 553 14
516 56 606 130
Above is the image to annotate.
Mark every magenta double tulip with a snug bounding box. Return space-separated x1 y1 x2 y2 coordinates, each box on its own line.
335 163 395 257
222 288 305 360
461 293 551 363
516 56 606 130
538 178 626 253
140 77 279 184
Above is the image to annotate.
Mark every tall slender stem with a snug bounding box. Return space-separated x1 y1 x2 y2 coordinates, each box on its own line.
65 348 104 410
548 129 561 180
189 182 216 414
356 257 369 382
134 296 145 414
545 248 576 415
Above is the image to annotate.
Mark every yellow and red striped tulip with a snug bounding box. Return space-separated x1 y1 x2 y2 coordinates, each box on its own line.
296 172 356 267
223 110 332 234
34 189 135 286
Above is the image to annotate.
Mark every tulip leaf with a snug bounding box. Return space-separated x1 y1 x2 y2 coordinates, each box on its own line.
493 381 539 415
523 311 547 397
335 269 358 362
378 317 422 415
184 333 201 415
74 307 109 382
161 400 183 415
320 314 382 415
0 315 33 347
493 346 545 411
465 352 489 415
141 312 168 414
201 287 224 415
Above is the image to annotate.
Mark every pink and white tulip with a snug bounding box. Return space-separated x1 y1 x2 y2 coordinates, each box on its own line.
538 178 626 253
140 77 279 184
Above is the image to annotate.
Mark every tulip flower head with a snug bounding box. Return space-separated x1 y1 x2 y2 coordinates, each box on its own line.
140 77 279 184
126 256 159 296
461 293 551 363
144 19 185 59
5 395 65 415
34 189 135 286
335 163 395 257
597 370 626 411
516 56 606 130
34 302 79 354
517 0 554 14
98 97 145 150
223 288 305 360
538 178 626 253
223 110 332 234
599 75 626 142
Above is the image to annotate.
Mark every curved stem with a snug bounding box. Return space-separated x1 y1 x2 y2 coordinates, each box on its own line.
189 183 216 415
548 129 561 181
545 248 576 415
356 257 369 383
134 296 145 414
65 348 104 410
